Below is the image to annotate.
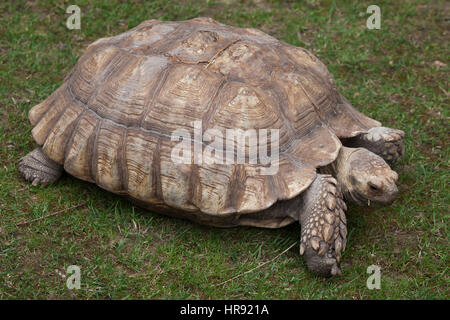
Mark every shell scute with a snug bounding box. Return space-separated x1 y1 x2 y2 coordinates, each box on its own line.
93 120 125 192
124 128 159 202
142 64 222 135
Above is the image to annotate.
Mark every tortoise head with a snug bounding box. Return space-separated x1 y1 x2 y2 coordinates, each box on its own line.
339 147 399 206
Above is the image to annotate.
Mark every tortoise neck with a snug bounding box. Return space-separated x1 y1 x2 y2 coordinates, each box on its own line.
319 146 355 194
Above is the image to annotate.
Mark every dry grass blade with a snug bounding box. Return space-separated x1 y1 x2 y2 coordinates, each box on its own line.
16 203 86 227
213 241 298 287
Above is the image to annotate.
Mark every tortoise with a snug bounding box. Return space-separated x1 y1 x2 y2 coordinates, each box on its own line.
19 17 405 276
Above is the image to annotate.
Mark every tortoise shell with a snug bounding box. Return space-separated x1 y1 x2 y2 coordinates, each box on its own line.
28 17 380 222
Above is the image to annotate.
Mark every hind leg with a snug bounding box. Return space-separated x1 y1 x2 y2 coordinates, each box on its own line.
18 147 63 187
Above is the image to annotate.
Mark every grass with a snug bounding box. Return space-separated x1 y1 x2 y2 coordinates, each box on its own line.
0 0 448 299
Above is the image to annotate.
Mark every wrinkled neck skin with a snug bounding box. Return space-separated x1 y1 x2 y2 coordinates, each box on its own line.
320 146 363 204
320 146 370 206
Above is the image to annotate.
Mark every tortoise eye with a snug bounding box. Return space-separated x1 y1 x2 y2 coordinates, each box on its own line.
368 182 380 192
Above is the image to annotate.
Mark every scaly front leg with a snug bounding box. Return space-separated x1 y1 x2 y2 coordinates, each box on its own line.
343 127 405 165
299 174 348 276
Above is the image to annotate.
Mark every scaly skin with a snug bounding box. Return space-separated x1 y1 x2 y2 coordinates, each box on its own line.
299 174 347 276
18 147 63 187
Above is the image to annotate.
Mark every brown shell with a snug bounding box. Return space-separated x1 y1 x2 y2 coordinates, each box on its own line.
28 17 381 218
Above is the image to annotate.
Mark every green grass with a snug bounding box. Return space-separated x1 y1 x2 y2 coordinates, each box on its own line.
0 0 448 299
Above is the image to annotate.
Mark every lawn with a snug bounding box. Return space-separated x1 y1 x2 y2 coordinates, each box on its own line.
0 0 448 299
